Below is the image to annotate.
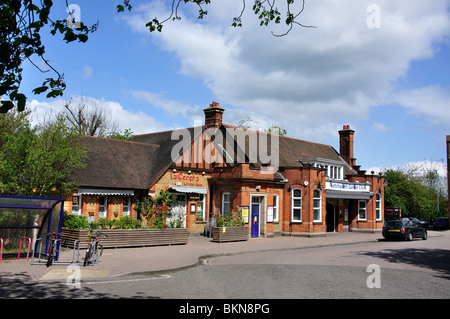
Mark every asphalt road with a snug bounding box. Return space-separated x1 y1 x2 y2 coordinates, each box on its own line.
1 231 449 301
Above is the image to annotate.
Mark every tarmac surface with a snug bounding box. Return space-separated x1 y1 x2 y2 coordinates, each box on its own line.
0 231 439 283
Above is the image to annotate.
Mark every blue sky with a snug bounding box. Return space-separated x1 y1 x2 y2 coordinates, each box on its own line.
20 0 450 176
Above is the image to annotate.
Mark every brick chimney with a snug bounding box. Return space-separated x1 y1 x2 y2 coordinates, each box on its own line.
204 102 224 128
339 124 355 167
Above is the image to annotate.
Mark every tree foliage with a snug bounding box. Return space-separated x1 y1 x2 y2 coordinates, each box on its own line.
383 167 448 222
60 97 133 140
0 0 98 113
0 108 87 197
62 97 118 137
1 1 313 114
264 124 287 136
117 0 314 36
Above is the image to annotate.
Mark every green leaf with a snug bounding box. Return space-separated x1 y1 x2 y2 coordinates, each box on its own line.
77 34 88 43
63 29 77 42
32 86 48 95
46 89 63 98
0 101 15 113
15 93 26 112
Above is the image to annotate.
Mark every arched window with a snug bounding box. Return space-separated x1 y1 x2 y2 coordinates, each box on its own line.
292 189 302 222
313 189 322 222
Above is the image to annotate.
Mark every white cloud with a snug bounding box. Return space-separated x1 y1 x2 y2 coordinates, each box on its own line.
367 160 447 179
26 96 167 135
372 122 387 131
82 66 93 79
123 0 450 141
390 85 450 128
128 90 204 126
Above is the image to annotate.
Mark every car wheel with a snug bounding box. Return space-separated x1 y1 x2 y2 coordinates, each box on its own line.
422 230 427 240
406 232 413 241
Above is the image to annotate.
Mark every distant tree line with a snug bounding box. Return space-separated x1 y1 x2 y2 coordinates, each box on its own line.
383 164 448 223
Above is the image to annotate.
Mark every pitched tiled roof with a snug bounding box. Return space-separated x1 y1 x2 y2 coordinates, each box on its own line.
129 127 200 185
77 123 356 190
74 136 160 190
220 124 356 175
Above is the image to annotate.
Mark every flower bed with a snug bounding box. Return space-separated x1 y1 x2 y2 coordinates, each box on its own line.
60 227 188 249
211 226 249 243
60 191 188 249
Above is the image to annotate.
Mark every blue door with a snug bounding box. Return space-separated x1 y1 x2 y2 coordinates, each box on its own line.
251 203 260 238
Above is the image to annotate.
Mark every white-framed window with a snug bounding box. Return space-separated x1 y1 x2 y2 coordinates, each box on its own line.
327 165 343 180
72 194 81 215
222 193 230 217
375 193 382 221
123 196 131 216
292 189 302 222
99 196 107 219
313 189 322 222
273 194 279 222
358 200 367 220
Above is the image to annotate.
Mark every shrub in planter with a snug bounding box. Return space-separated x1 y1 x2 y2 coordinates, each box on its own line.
134 191 185 229
62 212 90 229
212 207 248 243
60 192 189 248
216 207 245 227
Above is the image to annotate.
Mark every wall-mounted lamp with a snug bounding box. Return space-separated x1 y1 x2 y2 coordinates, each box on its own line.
256 185 261 191
317 166 328 177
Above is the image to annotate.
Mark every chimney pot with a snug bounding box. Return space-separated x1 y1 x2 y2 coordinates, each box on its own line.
339 124 355 167
204 102 225 128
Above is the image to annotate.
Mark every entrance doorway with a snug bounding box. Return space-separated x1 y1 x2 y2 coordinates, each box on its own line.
326 203 335 232
251 196 263 238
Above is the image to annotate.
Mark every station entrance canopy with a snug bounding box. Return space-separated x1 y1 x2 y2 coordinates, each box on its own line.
325 180 374 200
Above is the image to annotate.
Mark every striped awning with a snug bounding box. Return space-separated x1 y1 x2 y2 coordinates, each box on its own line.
78 189 134 196
169 186 208 194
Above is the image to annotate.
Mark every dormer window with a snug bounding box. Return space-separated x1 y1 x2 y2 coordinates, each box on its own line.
299 158 344 181
327 165 343 180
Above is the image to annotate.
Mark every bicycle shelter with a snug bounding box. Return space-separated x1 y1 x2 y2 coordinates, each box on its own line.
0 195 64 262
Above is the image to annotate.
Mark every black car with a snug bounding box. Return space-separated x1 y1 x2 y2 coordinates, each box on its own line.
433 217 449 230
406 217 429 229
382 218 427 241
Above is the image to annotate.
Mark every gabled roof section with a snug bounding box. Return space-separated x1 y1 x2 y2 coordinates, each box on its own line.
130 127 201 184
75 136 160 190
221 124 355 175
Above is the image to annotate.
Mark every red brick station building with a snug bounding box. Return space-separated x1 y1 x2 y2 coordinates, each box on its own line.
65 103 385 237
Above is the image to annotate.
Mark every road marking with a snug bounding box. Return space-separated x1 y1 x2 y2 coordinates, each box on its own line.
84 274 172 285
40 269 109 280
